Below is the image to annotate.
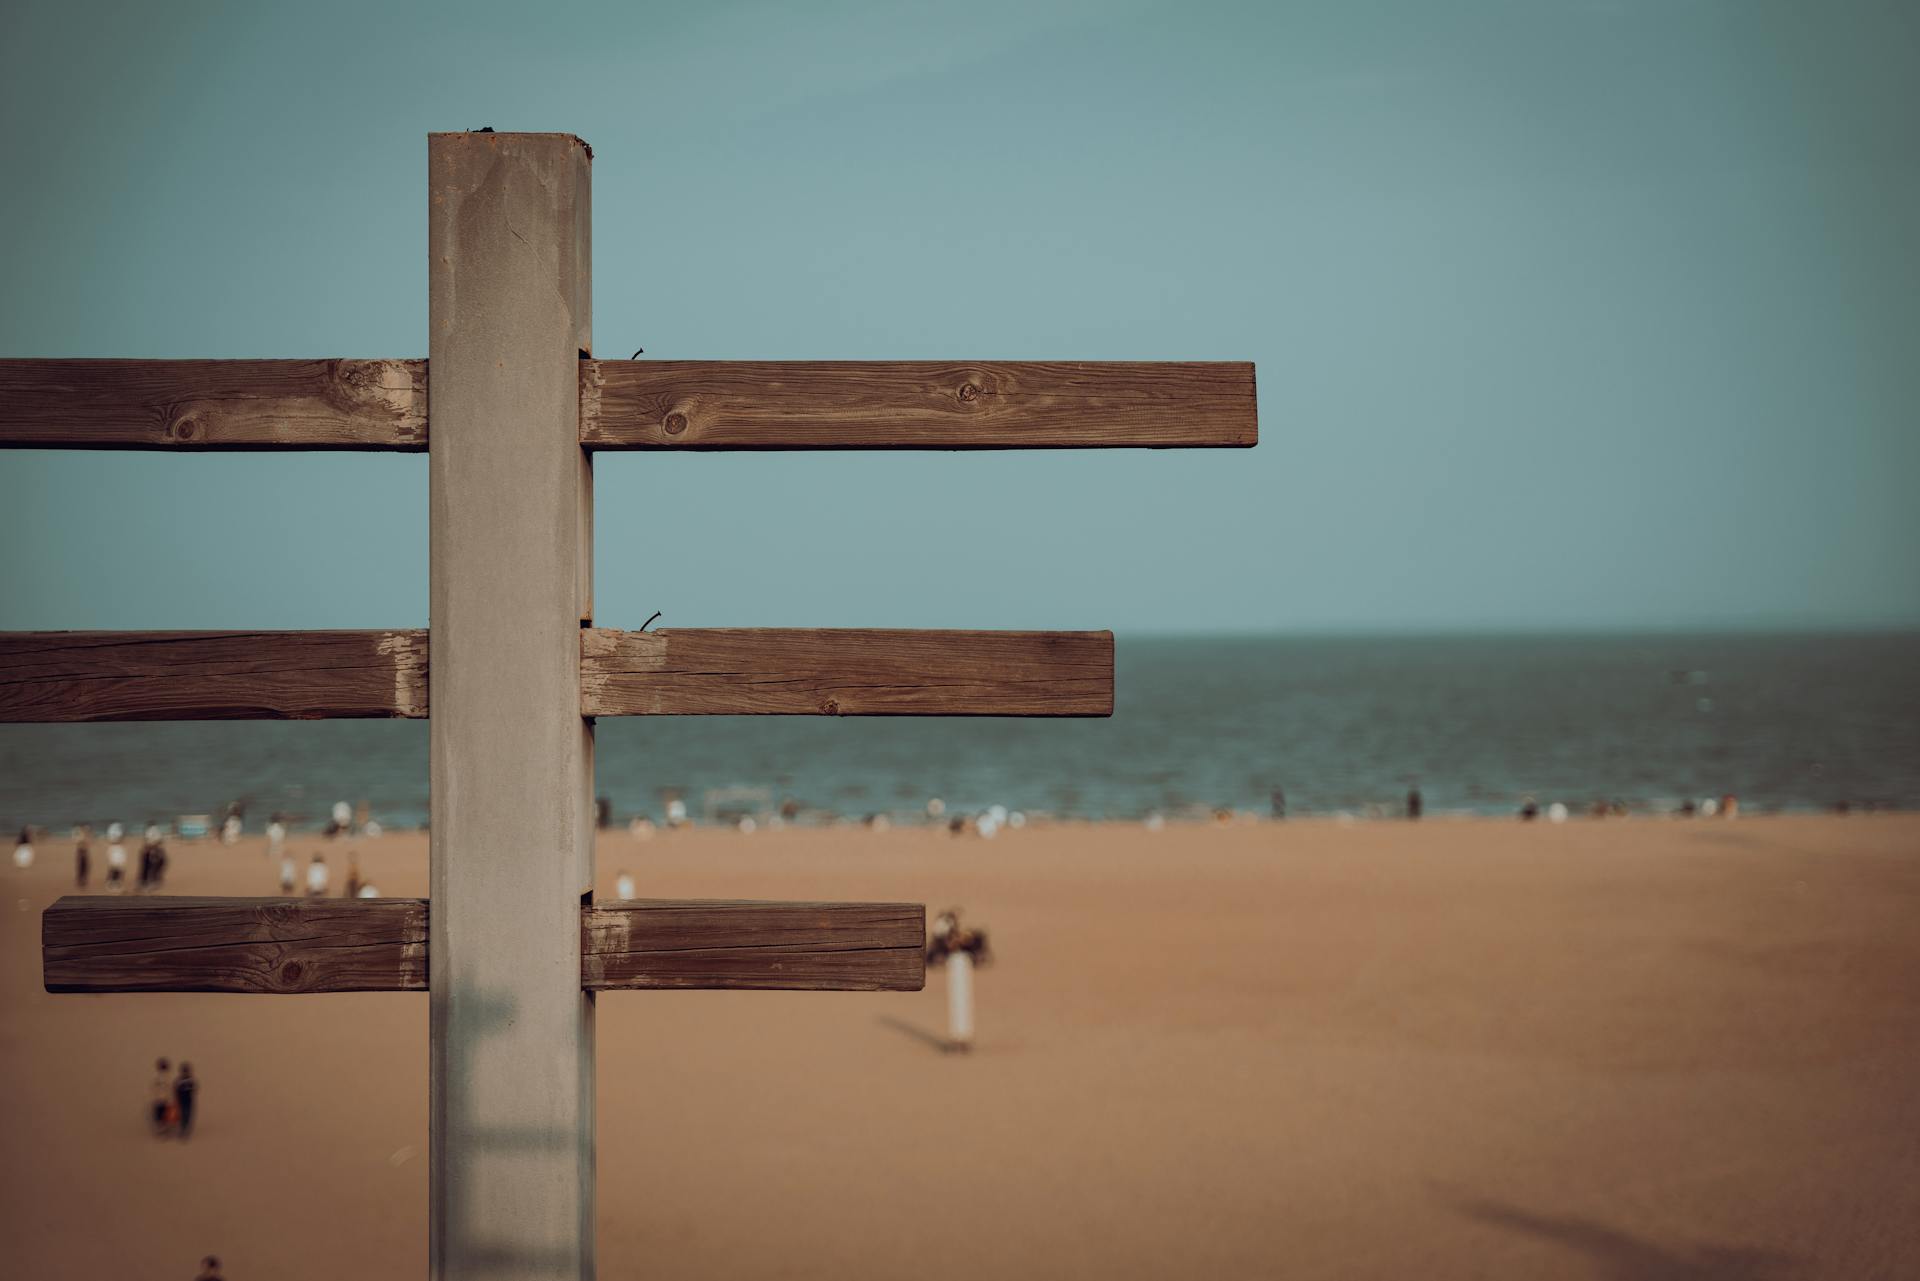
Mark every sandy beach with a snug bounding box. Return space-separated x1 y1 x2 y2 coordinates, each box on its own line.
2 814 1917 1279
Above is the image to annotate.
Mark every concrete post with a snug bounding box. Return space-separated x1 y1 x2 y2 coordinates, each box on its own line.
428 131 595 1279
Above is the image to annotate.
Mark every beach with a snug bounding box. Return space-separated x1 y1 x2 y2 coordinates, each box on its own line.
2 814 1917 1279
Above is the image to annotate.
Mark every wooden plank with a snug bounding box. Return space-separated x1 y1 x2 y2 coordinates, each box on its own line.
0 359 427 449
428 129 596 1279
1 629 1111 721
580 627 1114 717
0 358 1257 450
0 630 428 721
41 897 925 994
584 900 925 991
43 896 429 993
580 360 1256 449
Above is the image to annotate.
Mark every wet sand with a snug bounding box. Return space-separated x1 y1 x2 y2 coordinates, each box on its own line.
2 814 1917 1279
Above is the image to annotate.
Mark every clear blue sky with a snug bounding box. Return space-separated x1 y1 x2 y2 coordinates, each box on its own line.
2 0 1915 634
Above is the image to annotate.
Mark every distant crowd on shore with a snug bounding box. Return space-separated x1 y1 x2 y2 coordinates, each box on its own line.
19 822 175 892
10 799 386 900
1511 793 1741 822
9 785 1895 874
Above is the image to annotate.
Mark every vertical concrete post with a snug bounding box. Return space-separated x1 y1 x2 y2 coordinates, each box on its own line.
428 131 595 1279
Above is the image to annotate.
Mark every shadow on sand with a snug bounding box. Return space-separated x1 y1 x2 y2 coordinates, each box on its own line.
1454 1199 1803 1281
876 1014 952 1054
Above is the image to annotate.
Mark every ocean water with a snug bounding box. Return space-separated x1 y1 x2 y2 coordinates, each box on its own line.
3 632 1916 832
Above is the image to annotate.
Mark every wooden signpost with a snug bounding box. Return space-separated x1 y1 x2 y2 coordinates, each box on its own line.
1 132 1256 1278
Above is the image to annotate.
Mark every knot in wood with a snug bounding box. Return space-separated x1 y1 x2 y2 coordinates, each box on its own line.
280 960 304 985
663 411 688 436
171 417 198 441
957 382 978 403
822 696 841 715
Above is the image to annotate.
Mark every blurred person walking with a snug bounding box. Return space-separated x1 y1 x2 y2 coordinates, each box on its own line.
926 908 992 1053
139 825 168 891
106 836 128 892
149 1058 174 1137
13 826 33 870
74 825 91 887
306 854 329 897
173 1063 198 1140
278 849 297 895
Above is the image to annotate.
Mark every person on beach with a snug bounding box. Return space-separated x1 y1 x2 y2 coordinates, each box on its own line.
173 1063 198 1140
1519 797 1539 821
344 855 362 900
74 826 91 887
149 1058 174 1136
615 869 635 900
138 825 160 890
266 815 286 861
139 828 168 891
1407 787 1423 820
306 854 329 897
195 1256 224 1281
279 849 297 895
926 908 992 1053
106 837 128 892
13 826 33 870
1270 787 1286 820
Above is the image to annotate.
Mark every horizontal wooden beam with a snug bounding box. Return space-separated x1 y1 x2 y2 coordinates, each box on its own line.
0 358 1256 452
580 360 1256 449
43 897 925 993
0 359 427 450
44 896 429 993
0 631 429 721
581 627 1114 716
582 900 924 991
2 628 1112 720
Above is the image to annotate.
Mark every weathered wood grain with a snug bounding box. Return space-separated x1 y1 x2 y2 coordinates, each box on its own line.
0 631 428 721
0 359 427 449
580 627 1114 716
583 900 925 991
43 896 430 993
0 358 1256 450
42 897 925 993
3 629 1112 720
580 360 1256 449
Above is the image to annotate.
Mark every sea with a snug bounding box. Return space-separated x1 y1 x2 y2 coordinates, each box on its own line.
3 632 1916 832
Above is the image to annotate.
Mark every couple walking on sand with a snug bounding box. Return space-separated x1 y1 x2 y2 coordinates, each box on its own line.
148 1058 199 1140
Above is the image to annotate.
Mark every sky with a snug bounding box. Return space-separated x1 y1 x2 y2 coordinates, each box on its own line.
1 0 1915 635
